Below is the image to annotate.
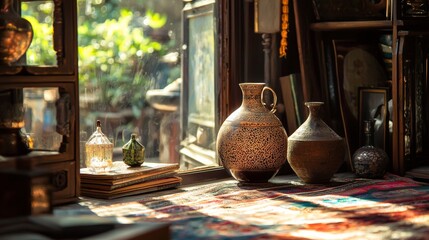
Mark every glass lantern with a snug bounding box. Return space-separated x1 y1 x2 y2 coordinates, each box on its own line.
85 120 113 173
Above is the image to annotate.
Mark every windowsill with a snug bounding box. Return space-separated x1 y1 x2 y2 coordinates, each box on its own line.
66 172 357 205
55 172 429 239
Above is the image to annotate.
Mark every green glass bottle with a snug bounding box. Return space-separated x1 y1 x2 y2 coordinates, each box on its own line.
122 134 145 167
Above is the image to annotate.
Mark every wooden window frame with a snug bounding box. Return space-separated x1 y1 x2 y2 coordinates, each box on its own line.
177 0 245 184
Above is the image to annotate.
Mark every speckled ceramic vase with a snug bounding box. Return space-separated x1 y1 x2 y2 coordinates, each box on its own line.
352 120 388 178
216 83 288 183
287 102 345 183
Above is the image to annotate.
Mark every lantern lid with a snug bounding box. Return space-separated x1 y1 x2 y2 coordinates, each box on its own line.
86 120 112 145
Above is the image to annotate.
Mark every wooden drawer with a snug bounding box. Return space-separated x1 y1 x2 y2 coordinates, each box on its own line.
41 161 79 205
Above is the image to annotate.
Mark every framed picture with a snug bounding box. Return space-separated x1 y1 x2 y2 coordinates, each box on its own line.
358 87 390 151
401 0 429 18
331 39 388 161
180 0 218 165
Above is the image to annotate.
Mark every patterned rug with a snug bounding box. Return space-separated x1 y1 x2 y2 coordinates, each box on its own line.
57 173 429 239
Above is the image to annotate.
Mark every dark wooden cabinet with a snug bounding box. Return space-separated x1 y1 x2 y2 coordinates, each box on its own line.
0 0 79 205
292 0 429 176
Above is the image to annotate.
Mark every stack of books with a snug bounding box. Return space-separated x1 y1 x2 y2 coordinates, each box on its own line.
80 161 181 199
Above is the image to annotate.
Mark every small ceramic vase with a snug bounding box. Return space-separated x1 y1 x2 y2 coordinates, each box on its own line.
216 82 288 183
287 102 345 183
122 133 145 167
85 120 113 173
352 120 389 178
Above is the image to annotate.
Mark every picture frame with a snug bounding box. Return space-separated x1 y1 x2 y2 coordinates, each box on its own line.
358 87 390 151
401 0 429 18
180 0 218 165
181 0 217 139
331 38 389 162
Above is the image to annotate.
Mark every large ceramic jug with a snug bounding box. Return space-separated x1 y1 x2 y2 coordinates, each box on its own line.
216 83 288 183
287 102 345 183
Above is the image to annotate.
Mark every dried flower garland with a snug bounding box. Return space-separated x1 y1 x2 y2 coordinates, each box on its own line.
279 0 289 58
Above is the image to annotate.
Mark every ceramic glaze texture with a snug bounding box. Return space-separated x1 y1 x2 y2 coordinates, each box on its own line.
217 83 288 183
287 102 345 183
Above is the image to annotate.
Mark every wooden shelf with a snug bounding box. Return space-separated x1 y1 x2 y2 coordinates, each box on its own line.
398 30 429 37
406 166 429 181
400 18 429 27
293 0 429 175
310 20 392 31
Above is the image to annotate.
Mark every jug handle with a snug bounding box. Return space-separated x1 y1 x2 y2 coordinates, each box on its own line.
261 86 277 113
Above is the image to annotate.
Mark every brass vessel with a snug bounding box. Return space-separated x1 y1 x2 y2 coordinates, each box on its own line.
0 0 33 65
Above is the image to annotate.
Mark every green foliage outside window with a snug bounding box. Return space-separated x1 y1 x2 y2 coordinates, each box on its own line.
78 8 168 112
22 1 56 65
22 0 179 119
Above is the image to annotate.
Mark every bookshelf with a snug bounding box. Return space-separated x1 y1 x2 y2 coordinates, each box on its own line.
292 0 429 177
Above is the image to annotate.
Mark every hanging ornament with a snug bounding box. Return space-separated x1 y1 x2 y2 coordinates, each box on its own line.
279 0 289 58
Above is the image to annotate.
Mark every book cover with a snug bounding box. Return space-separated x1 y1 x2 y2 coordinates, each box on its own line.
82 172 177 190
80 161 179 180
81 177 182 199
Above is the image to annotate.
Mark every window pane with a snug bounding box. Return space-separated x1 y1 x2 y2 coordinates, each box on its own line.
22 1 57 66
0 87 62 152
24 88 62 150
77 0 219 170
